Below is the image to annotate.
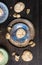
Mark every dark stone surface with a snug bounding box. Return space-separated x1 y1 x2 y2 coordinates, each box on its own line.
0 0 40 65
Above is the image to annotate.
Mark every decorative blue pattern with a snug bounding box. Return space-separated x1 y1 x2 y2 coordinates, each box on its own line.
0 2 9 24
10 23 30 43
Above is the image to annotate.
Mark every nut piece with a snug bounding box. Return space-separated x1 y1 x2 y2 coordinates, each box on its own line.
12 52 16 56
30 42 36 47
29 41 36 47
6 33 10 39
13 13 21 18
21 50 33 62
29 41 34 45
14 2 25 13
26 9 30 14
15 55 20 62
7 27 12 32
16 14 21 18
13 13 17 18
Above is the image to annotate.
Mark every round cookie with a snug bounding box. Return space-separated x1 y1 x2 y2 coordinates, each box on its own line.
21 50 33 62
14 2 25 13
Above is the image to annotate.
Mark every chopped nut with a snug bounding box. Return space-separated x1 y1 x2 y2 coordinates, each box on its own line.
16 14 21 18
6 33 10 39
7 27 11 32
13 13 21 18
29 41 33 45
13 13 17 18
30 43 36 47
15 55 20 61
26 9 30 14
12 52 16 56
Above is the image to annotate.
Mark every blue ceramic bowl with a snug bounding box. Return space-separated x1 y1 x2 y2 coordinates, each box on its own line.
10 23 30 43
0 2 9 24
8 19 35 47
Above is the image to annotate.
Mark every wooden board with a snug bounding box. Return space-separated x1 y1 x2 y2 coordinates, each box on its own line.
0 0 39 65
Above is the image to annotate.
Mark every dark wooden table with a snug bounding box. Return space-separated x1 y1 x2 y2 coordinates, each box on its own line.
0 0 40 65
